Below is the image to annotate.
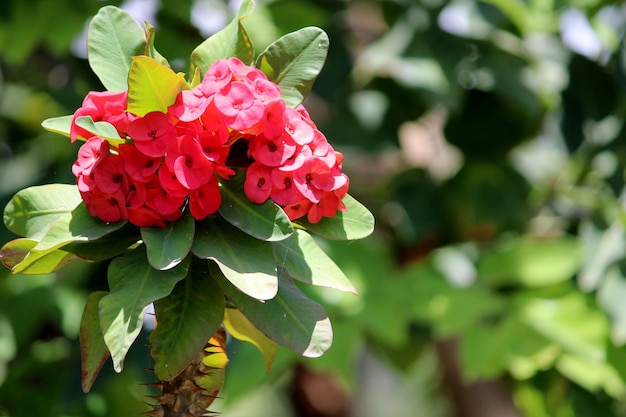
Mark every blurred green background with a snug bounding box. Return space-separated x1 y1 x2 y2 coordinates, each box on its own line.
2 0 626 416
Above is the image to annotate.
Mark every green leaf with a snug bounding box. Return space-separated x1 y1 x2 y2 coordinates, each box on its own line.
296 194 375 240
29 203 126 252
63 229 140 261
224 307 278 373
190 0 255 74
150 258 224 381
256 27 329 108
80 291 110 393
87 6 146 91
459 315 556 380
597 266 626 345
99 249 189 372
521 292 607 363
273 229 357 293
578 219 625 292
219 170 293 242
214 265 332 357
192 218 278 300
74 116 125 145
478 235 584 287
126 56 188 116
143 21 169 67
41 115 72 138
4 184 82 240
0 238 77 274
141 212 194 270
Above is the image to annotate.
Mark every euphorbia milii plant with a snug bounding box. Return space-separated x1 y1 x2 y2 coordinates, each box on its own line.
0 1 374 416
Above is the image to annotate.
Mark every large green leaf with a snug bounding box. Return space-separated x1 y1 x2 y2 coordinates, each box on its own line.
296 194 375 240
224 307 278 373
214 265 332 357
99 249 189 372
126 56 188 116
63 228 140 261
41 115 72 138
219 170 293 241
189 0 255 74
4 184 82 240
273 229 356 293
80 291 110 393
87 6 146 91
150 258 224 381
5 202 127 274
192 218 278 300
0 238 77 274
74 116 125 146
32 203 126 252
141 212 194 270
256 27 329 108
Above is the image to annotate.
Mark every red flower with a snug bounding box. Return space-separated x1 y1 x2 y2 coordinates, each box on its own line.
126 178 148 208
214 81 265 131
248 134 296 167
270 169 301 206
293 157 332 203
227 57 257 80
165 135 213 190
70 90 136 142
93 154 127 194
72 136 110 177
127 111 176 157
200 59 233 96
244 162 273 204
86 188 128 223
118 144 161 183
189 177 221 220
158 164 190 198
283 198 312 221
260 100 287 139
145 178 185 216
251 77 281 103
284 107 314 145
179 88 211 122
128 206 166 228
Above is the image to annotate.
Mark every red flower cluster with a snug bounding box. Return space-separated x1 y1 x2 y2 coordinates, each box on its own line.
70 57 348 227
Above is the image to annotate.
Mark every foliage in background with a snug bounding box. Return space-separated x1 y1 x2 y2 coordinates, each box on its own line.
2 0 626 416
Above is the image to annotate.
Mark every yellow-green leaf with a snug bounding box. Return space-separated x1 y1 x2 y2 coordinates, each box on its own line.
126 56 188 116
224 307 278 372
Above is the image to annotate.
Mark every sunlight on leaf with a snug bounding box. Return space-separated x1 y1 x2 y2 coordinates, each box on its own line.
74 116 125 146
273 229 357 293
296 194 375 240
215 265 332 357
99 249 190 372
256 27 329 108
87 6 146 91
126 56 188 116
41 115 72 138
192 218 278 300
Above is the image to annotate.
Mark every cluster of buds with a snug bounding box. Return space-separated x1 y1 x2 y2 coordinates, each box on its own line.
70 58 348 227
